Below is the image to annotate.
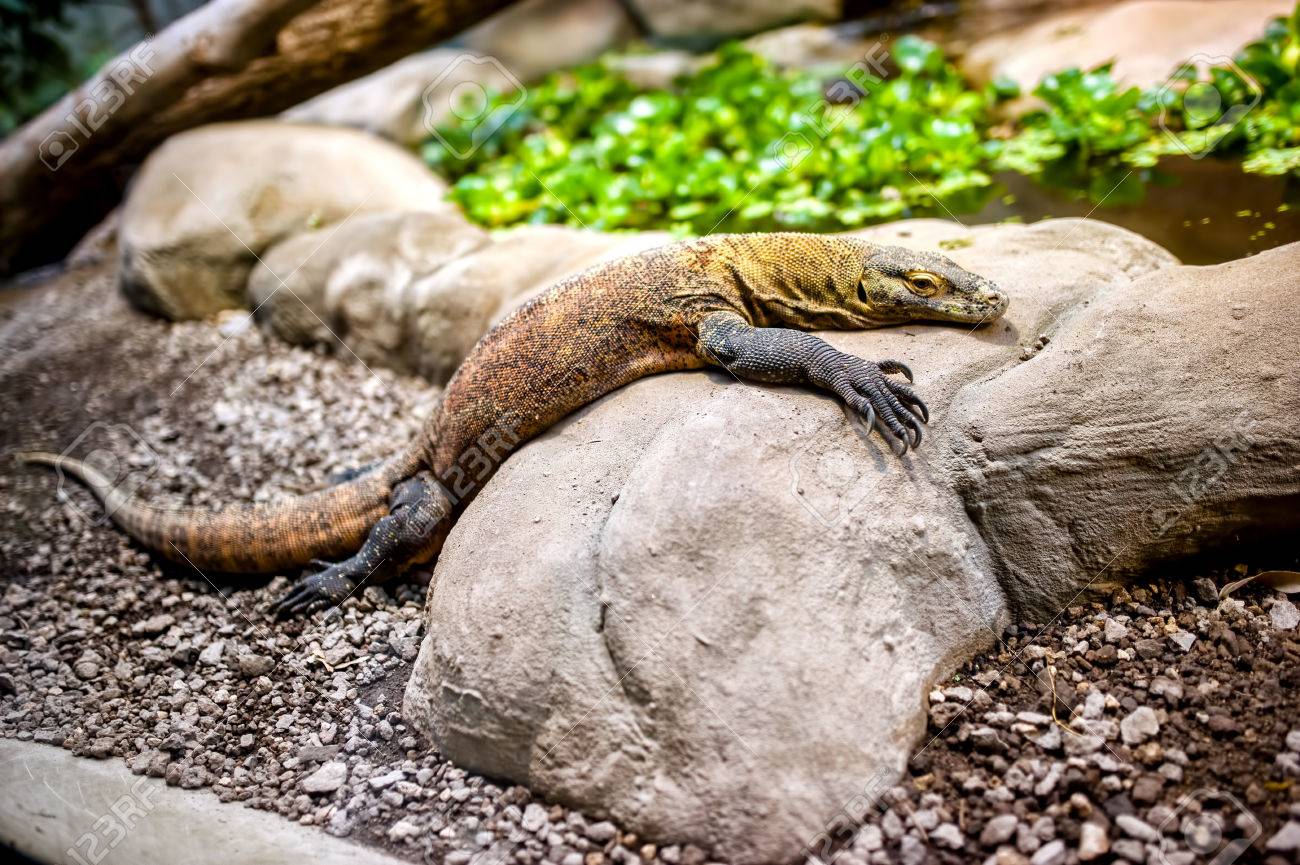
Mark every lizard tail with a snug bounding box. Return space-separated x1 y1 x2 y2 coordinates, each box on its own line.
17 446 426 573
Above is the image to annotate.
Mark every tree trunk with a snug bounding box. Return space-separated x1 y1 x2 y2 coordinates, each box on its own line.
0 0 516 275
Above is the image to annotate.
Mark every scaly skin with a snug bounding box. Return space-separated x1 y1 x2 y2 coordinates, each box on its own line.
21 233 1008 614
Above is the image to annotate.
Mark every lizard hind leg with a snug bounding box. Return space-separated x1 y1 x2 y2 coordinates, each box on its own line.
272 471 452 616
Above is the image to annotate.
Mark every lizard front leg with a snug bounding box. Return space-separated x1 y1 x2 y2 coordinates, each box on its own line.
272 471 452 616
696 311 928 453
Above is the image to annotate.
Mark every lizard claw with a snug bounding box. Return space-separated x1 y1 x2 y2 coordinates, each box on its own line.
873 415 909 456
883 377 930 425
878 360 913 383
272 569 356 618
823 354 928 454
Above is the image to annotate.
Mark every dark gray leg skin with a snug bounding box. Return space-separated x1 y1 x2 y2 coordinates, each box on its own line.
325 459 382 486
273 472 451 617
696 311 928 453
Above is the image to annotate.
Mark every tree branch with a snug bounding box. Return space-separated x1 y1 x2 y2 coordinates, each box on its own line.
0 0 516 275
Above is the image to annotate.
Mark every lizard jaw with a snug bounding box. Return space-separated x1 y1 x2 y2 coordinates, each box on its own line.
936 283 1009 326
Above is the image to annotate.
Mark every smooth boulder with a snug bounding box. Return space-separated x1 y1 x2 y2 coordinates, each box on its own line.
462 0 636 84
247 209 489 375
408 226 673 383
625 0 840 40
284 50 521 147
0 740 407 865
403 219 1191 863
250 222 671 384
961 0 1293 98
285 0 633 146
119 122 447 319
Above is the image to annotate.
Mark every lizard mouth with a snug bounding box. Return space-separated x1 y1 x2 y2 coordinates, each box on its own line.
937 285 1009 325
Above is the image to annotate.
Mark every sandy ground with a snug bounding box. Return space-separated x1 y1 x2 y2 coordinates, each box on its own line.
1 262 1298 865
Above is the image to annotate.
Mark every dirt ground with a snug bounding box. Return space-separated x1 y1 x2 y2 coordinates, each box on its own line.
839 575 1300 865
1 262 1297 865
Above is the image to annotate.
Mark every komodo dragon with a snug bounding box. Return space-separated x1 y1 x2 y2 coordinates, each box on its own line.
22 233 1008 614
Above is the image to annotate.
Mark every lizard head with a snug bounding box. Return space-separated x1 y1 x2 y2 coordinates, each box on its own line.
857 246 1008 326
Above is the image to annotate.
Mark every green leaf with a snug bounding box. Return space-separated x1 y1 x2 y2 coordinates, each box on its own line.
423 7 1300 235
1243 145 1300 174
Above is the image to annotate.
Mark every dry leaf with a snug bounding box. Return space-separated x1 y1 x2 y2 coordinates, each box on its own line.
1218 576 1256 602
1217 570 1300 603
1255 570 1300 594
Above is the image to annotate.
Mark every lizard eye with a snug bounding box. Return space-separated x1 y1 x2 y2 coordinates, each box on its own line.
905 271 944 297
857 284 868 303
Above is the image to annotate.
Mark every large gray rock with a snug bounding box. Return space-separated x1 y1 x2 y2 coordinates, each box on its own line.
247 209 490 376
119 122 447 320
627 0 840 40
286 0 633 146
462 0 636 83
742 23 895 72
408 226 673 382
610 23 896 90
404 219 1196 863
284 49 521 148
951 241 1300 616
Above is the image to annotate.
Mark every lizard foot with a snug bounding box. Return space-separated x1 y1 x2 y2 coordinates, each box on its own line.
273 565 358 617
271 471 452 618
821 354 929 454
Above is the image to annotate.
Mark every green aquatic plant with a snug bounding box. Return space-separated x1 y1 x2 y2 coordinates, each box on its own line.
1243 145 1300 174
1013 1 1300 179
427 37 1006 234
425 5 1300 232
426 38 1003 232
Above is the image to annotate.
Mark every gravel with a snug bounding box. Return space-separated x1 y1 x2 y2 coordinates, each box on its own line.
1118 707 1160 747
1077 822 1109 861
814 576 1300 865
981 814 1019 846
1271 600 1299 631
0 265 676 865
302 761 349 794
1267 821 1300 852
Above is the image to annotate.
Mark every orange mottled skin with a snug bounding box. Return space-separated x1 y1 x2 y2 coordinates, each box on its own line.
22 233 1008 614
